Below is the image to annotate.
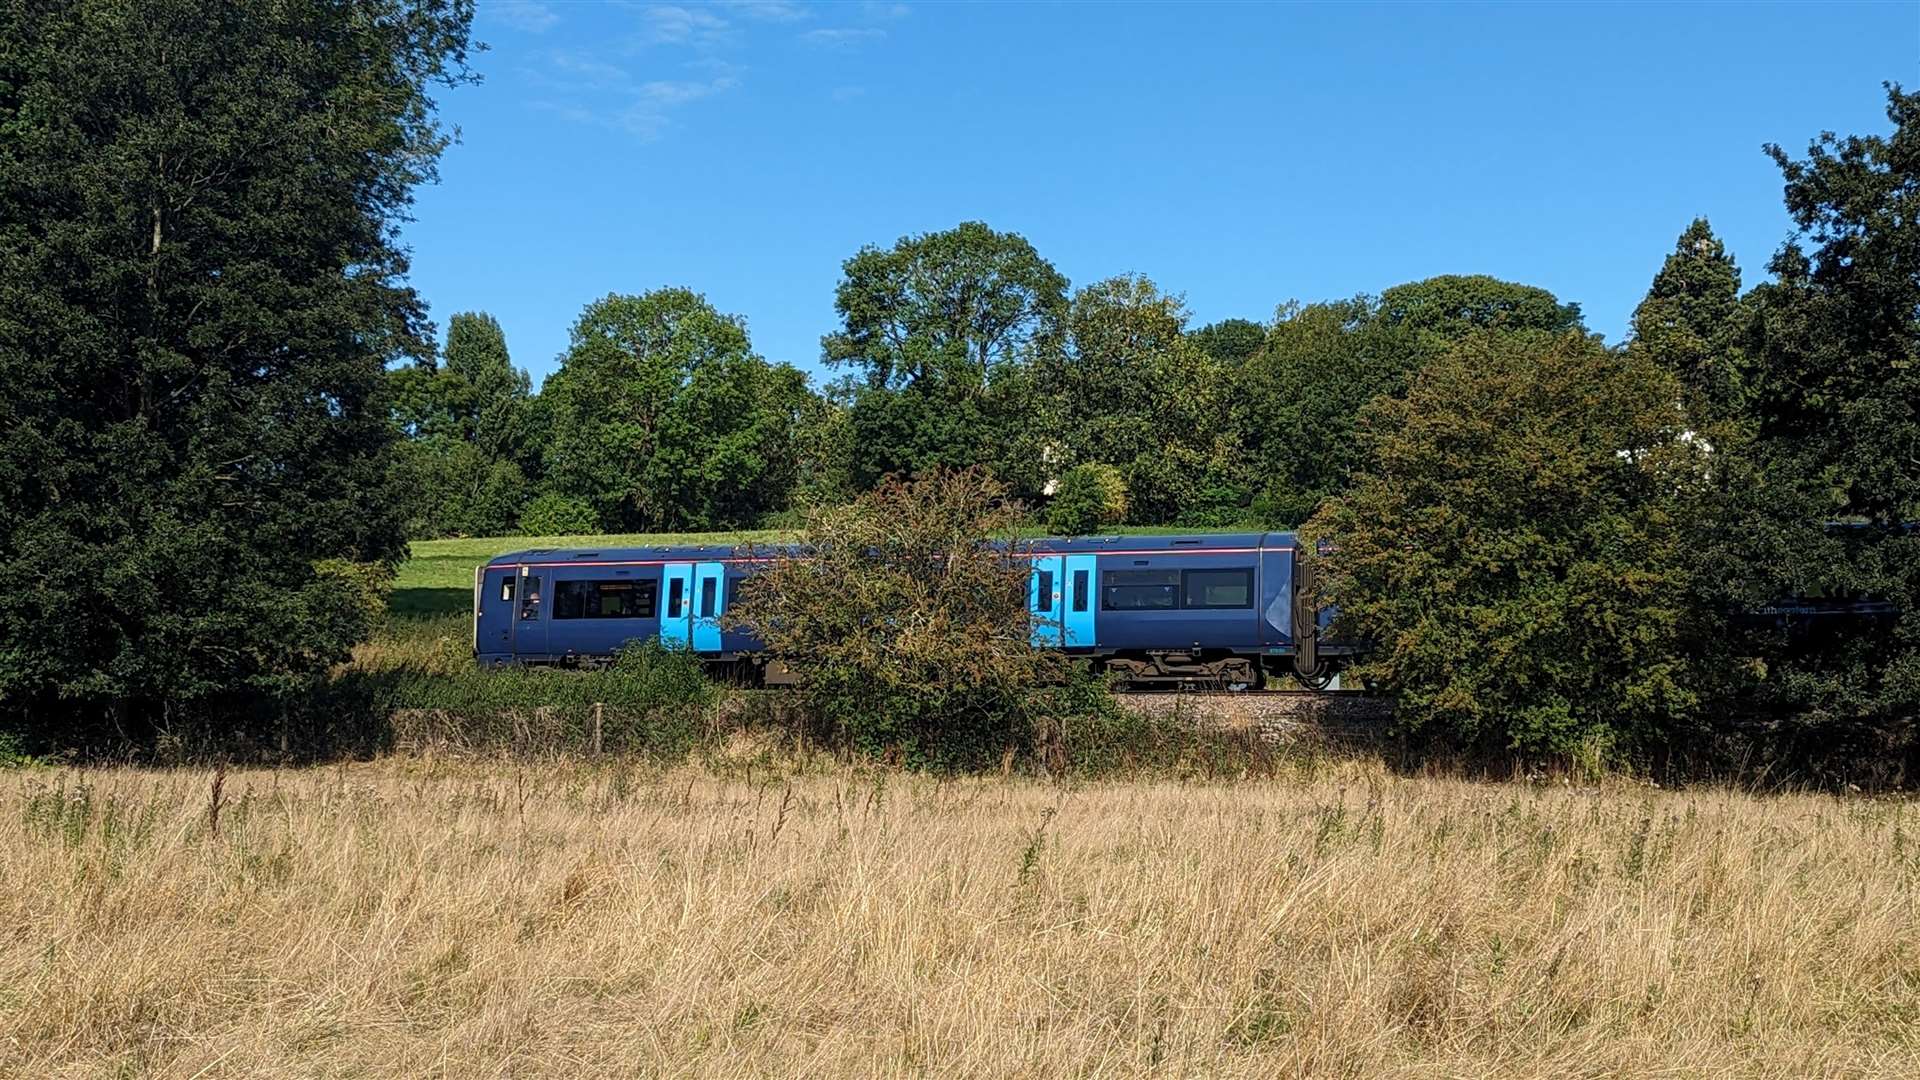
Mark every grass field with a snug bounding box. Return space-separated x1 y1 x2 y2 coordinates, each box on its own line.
4 754 1916 1077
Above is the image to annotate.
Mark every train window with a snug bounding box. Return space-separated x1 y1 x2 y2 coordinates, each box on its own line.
1072 570 1089 613
553 580 588 620
699 577 717 617
1102 569 1180 610
519 575 542 620
1037 570 1054 606
1183 569 1253 609
667 577 685 618
599 579 657 618
499 577 515 603
554 580 659 620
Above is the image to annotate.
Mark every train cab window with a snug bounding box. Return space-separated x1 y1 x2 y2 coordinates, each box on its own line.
500 577 515 603
519 575 542 620
699 577 717 618
1102 569 1180 610
1072 570 1089 613
667 577 685 618
1183 569 1254 609
1037 570 1054 605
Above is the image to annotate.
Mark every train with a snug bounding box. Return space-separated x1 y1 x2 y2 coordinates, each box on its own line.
473 532 1358 689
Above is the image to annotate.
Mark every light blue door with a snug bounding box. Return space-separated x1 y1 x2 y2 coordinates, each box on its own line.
660 562 694 648
1063 554 1097 648
693 561 727 652
1029 554 1064 646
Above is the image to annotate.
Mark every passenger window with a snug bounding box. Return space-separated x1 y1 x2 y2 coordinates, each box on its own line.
500 576 515 603
1102 569 1180 611
553 580 588 620
668 577 685 618
1072 570 1089 613
1183 569 1254 609
519 575 542 620
700 577 716 618
1037 570 1054 606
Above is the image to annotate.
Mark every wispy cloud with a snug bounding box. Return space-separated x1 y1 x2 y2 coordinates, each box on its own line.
722 0 810 22
525 47 740 142
488 0 560 33
617 77 740 137
641 4 732 47
801 27 885 48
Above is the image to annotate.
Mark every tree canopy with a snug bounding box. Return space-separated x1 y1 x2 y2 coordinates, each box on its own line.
1304 333 1708 754
0 0 473 740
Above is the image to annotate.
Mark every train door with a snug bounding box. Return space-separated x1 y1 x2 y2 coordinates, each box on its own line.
475 564 518 659
1029 554 1064 647
692 561 726 652
660 562 694 648
510 566 549 657
1063 554 1096 648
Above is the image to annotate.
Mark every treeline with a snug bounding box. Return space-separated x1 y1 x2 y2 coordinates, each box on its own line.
1 0 1912 772
391 238 1593 538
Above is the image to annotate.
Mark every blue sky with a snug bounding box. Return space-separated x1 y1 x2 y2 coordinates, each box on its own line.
404 0 1918 386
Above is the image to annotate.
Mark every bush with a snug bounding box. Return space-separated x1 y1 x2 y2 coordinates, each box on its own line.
729 467 1108 768
519 492 600 536
1305 332 1712 758
1047 463 1128 535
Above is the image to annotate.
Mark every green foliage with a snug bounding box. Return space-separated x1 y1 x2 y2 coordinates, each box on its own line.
385 640 718 758
727 468 1087 768
392 436 527 538
1729 84 1920 727
1305 333 1709 755
1235 278 1589 526
1631 219 1747 422
1189 317 1268 364
826 223 1067 496
0 0 474 747
518 492 600 537
1048 464 1129 535
539 289 812 532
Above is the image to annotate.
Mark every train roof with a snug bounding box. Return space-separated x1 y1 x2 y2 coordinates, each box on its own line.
486 531 1299 568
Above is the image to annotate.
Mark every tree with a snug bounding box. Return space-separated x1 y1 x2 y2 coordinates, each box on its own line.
1375 274 1585 344
1733 84 1920 729
1234 277 1589 526
824 223 1067 494
1189 317 1267 364
539 289 812 531
1304 333 1708 756
1036 275 1236 523
387 311 533 538
0 0 473 744
443 312 531 461
1630 219 1746 422
726 468 1061 765
1047 463 1128 535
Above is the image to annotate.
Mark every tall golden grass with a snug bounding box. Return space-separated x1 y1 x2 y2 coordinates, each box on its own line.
3 752 1916 1077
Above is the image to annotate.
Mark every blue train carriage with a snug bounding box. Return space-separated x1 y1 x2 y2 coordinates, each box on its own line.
473 543 784 673
473 532 1358 688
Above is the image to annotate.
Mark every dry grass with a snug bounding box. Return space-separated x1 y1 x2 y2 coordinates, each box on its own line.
3 753 1917 1077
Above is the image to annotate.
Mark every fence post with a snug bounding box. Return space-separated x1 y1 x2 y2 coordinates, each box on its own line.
592 702 604 756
